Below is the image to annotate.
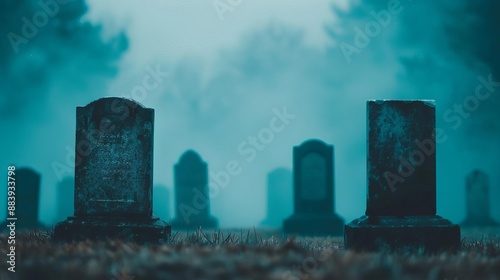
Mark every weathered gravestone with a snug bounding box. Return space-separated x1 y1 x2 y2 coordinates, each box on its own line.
462 170 498 226
54 177 74 223
345 100 460 252
283 139 344 236
261 168 293 228
153 184 171 221
1 168 44 231
54 97 171 243
171 150 218 229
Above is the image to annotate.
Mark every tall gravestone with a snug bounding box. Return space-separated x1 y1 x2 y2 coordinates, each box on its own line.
283 139 344 236
1 168 44 231
345 100 460 252
462 170 498 226
54 177 74 223
153 184 171 221
171 150 218 229
261 168 293 228
54 97 170 243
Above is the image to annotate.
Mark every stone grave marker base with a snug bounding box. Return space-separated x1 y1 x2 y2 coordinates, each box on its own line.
283 213 344 236
54 216 171 243
345 215 460 253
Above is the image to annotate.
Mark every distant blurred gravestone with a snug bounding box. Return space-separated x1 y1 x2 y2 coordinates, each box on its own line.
283 139 344 236
462 170 498 226
1 168 45 231
345 100 460 252
171 150 218 229
53 97 170 243
261 168 292 228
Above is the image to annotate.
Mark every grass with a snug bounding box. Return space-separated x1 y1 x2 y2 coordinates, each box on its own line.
0 227 499 280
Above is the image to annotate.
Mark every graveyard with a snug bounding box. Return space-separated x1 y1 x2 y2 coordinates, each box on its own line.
2 1 500 279
1 98 499 279
0 227 499 279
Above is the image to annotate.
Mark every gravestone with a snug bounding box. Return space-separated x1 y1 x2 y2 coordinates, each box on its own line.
283 139 344 236
462 170 498 226
345 100 460 252
171 150 218 229
54 177 74 223
261 168 293 228
54 97 170 243
1 168 44 231
153 184 171 221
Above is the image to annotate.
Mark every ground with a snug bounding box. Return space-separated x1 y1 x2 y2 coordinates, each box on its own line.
0 227 499 280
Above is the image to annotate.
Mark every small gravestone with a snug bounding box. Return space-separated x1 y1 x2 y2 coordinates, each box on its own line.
283 139 344 236
54 97 170 243
1 168 44 231
171 150 218 229
54 177 74 223
153 184 171 221
345 100 460 252
261 168 293 228
462 170 498 226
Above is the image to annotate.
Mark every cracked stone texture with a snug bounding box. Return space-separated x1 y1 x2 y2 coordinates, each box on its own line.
74 97 154 217
345 100 459 253
54 97 170 243
367 100 436 216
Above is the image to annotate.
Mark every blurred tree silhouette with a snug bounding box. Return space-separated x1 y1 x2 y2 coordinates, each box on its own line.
0 0 127 119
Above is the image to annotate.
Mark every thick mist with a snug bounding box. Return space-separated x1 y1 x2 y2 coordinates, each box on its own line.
1 0 498 228
0 0 127 224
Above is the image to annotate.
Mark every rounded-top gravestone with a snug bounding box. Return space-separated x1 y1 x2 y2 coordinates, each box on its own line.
171 150 218 229
283 139 344 236
54 97 170 243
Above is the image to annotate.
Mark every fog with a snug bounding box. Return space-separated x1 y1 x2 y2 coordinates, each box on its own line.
1 0 498 228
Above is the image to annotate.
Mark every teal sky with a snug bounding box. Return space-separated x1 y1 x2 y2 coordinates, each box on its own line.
1 0 498 228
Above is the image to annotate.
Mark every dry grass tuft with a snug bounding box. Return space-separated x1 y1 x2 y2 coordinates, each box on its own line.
0 227 499 280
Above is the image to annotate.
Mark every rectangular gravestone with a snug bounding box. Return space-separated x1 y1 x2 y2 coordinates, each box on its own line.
367 100 436 216
345 100 460 253
1 168 44 231
171 150 218 229
74 98 153 217
462 170 498 226
261 168 293 228
54 97 170 243
283 139 344 236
